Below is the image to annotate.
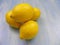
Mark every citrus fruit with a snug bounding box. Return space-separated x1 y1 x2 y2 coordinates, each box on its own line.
32 8 41 20
5 10 21 28
19 20 38 40
12 3 34 23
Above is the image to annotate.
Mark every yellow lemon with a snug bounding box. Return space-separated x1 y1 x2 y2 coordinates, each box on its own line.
19 20 38 40
32 8 41 20
5 10 21 28
12 3 34 23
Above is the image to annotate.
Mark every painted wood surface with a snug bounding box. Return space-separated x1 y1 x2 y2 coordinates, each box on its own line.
0 0 60 45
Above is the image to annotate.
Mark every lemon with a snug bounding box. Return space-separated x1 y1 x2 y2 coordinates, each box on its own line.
12 3 34 23
5 10 21 28
19 20 38 40
32 8 41 20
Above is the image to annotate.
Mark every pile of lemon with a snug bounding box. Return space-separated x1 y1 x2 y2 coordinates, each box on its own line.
5 3 41 40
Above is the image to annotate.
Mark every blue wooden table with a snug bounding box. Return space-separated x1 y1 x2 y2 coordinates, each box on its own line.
0 0 60 45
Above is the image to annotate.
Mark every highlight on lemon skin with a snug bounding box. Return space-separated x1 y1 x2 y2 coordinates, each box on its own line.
19 20 38 40
32 8 41 20
12 3 34 23
5 10 21 29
